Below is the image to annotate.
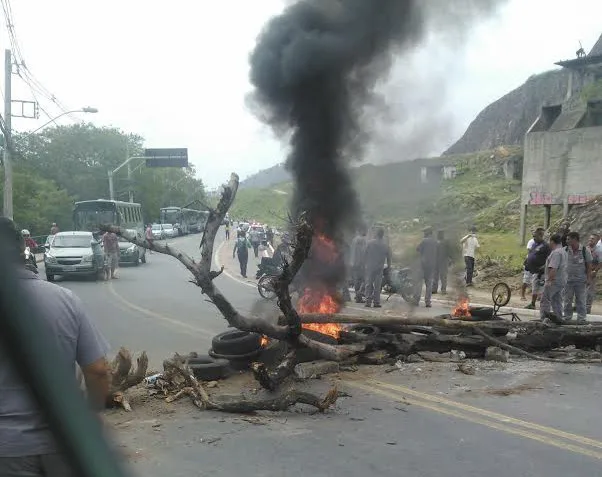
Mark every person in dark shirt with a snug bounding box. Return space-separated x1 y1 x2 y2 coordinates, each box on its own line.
414 227 438 308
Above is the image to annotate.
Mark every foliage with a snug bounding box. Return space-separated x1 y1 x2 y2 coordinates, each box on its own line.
6 123 207 228
0 167 74 236
580 79 602 102
229 185 291 226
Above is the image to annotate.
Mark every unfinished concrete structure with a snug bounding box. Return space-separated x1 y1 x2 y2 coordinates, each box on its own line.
520 34 602 243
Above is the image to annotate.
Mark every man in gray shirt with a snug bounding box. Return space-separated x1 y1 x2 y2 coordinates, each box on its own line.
350 226 368 303
414 227 438 308
540 234 567 323
563 231 593 323
363 228 391 308
0 218 111 476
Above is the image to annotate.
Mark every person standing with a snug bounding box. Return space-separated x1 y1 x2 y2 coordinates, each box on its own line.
540 234 567 323
248 227 261 258
49 223 59 235
102 230 120 279
520 232 537 300
225 220 231 240
145 223 154 254
233 230 251 278
432 230 450 295
0 217 110 476
350 226 368 303
414 227 438 308
586 233 600 314
460 227 479 286
524 228 550 310
563 231 593 323
363 228 391 309
266 227 275 247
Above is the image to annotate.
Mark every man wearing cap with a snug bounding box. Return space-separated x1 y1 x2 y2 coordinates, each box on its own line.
0 217 110 476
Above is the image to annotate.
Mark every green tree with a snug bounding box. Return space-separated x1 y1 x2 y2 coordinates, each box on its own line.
0 167 75 236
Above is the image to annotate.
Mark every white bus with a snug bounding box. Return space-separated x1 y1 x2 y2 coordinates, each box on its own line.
160 207 209 235
73 199 147 265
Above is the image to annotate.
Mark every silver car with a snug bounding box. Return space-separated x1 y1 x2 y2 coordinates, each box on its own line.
161 223 177 238
44 231 104 282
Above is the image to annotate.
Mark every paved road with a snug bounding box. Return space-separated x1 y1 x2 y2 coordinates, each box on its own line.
38 230 602 477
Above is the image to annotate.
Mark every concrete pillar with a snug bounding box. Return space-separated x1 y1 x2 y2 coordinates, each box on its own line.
519 204 528 245
563 199 570 218
544 205 551 229
566 70 573 100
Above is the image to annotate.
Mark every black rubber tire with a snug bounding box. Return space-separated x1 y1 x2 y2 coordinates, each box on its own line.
347 324 381 336
257 275 277 300
187 355 230 381
46 274 54 282
140 252 146 264
211 330 262 356
400 281 415 304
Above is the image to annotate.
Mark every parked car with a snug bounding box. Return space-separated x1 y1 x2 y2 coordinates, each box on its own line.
151 223 165 240
162 223 177 238
44 231 104 282
118 231 146 265
250 225 268 246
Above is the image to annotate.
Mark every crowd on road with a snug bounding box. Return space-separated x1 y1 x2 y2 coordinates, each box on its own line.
521 223 600 323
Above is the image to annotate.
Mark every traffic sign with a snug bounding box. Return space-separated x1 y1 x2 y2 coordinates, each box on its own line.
144 148 188 168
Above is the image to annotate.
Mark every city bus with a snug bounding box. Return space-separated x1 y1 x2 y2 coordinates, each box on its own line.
160 207 209 235
73 199 147 264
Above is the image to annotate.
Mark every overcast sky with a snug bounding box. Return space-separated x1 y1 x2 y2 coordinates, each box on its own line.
4 0 602 188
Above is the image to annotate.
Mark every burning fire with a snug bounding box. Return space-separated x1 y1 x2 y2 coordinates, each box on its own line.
260 336 269 347
297 288 343 339
452 295 471 318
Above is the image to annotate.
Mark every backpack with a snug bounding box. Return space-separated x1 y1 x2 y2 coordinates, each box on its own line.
526 242 551 274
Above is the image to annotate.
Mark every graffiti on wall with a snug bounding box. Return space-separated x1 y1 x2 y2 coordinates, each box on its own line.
528 188 594 206
528 190 557 205
567 194 594 205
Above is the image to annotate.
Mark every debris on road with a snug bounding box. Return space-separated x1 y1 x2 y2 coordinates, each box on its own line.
294 360 340 379
485 346 510 363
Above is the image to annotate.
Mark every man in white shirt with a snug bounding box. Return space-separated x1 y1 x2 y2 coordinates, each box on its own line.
521 233 536 300
460 227 480 287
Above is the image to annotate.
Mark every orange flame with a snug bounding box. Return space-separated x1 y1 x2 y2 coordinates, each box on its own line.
260 335 269 347
297 288 342 339
452 295 472 318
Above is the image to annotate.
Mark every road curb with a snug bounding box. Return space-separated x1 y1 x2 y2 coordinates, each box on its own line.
430 297 602 321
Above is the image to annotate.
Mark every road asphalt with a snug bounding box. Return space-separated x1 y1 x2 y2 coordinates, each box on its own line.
36 230 602 477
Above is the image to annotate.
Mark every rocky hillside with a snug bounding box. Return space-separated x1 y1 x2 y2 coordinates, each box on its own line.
445 69 570 155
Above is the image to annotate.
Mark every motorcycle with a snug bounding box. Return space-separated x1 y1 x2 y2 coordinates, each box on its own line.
382 266 414 303
24 246 38 274
256 257 282 300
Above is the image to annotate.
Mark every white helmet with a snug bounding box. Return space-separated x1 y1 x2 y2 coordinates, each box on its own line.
21 229 30 236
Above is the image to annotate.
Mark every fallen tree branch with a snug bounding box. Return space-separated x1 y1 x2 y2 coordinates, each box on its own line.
108 347 148 410
472 326 602 364
163 356 338 413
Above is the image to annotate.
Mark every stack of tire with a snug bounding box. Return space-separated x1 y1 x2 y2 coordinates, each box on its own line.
208 330 263 370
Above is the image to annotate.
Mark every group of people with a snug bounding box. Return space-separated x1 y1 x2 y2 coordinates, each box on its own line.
349 227 392 308
522 225 600 323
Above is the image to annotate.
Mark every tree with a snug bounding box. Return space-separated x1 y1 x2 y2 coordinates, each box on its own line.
0 167 74 235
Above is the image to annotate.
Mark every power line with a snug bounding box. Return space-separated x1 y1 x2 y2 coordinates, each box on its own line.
0 0 76 122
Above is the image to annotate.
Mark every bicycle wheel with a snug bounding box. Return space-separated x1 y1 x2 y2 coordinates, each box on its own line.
492 282 511 307
258 275 277 300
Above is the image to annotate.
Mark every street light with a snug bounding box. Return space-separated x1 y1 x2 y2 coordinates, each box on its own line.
2 106 98 220
15 107 99 145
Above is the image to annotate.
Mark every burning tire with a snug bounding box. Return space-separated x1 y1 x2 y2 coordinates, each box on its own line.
187 355 230 381
257 275 277 300
211 330 263 356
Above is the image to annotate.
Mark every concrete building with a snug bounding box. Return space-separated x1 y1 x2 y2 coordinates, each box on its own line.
519 34 602 243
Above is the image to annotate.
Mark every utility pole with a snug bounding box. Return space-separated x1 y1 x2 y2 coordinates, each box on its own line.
2 49 12 219
126 143 133 203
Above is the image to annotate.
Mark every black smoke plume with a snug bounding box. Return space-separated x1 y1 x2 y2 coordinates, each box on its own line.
248 0 424 238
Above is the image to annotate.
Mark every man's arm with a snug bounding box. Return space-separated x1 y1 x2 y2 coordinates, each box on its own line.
585 248 594 283
460 234 470 243
72 293 111 410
